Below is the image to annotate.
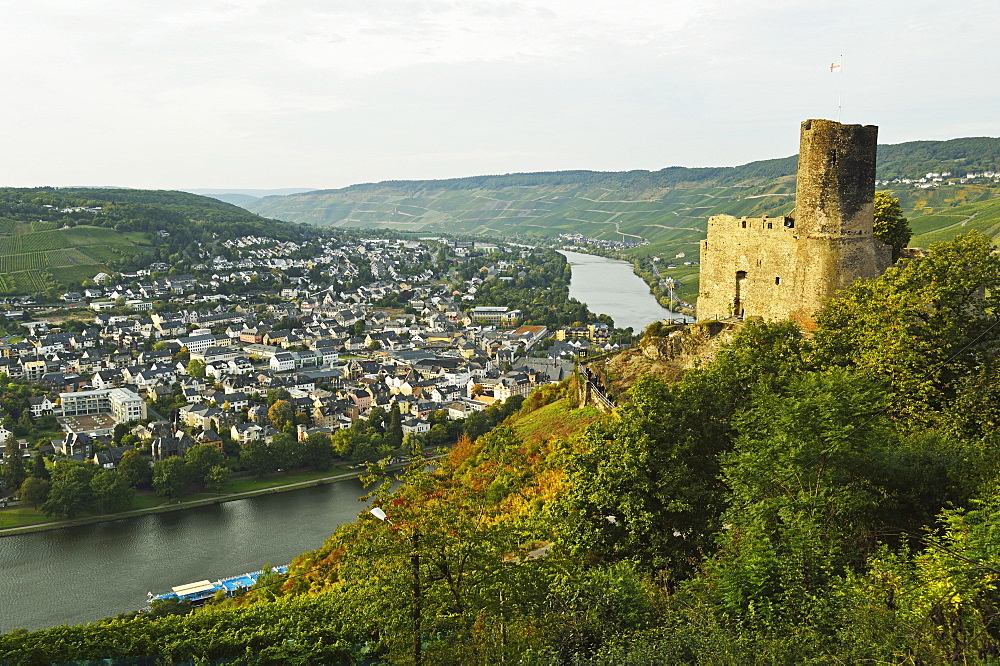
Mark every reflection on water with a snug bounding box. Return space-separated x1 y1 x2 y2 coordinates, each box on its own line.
559 250 691 332
1 478 378 632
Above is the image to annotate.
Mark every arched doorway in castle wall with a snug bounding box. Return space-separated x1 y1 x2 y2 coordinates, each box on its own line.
733 270 747 318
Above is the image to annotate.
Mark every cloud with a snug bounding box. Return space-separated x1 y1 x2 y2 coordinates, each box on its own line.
1 0 999 187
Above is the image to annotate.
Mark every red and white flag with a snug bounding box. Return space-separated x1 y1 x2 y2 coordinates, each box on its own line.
830 61 842 72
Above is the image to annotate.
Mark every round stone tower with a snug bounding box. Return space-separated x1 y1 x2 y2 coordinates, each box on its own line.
794 119 879 237
696 119 892 329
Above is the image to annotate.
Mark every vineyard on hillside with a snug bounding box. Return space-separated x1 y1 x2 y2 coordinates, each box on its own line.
0 225 150 296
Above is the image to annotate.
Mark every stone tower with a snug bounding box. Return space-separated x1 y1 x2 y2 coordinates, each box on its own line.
696 119 891 328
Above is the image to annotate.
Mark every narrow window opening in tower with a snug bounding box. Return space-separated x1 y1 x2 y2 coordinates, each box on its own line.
775 276 781 285
741 220 747 229
767 222 773 229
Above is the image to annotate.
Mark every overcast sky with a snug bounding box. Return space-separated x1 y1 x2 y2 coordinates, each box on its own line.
2 0 996 190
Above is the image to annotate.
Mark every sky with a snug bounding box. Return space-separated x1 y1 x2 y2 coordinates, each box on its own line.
2 0 997 191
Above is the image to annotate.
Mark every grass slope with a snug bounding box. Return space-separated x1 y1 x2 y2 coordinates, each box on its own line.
0 225 150 295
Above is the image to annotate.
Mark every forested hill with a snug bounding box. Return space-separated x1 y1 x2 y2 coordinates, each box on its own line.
245 136 1000 259
45 188 270 225
0 187 313 297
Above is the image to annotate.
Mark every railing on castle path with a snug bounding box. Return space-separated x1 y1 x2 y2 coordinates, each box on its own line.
580 366 616 410
590 383 616 410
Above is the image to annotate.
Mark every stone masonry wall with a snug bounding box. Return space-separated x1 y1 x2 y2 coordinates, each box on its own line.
697 119 891 328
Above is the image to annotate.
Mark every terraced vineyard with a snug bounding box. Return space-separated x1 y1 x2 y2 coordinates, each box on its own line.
248 136 1000 264
0 224 150 295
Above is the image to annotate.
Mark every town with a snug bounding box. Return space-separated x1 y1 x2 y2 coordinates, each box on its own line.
0 234 624 520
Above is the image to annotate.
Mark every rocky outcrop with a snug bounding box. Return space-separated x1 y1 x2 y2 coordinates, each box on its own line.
638 321 736 369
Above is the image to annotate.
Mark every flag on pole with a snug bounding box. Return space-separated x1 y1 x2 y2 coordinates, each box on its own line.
830 61 842 72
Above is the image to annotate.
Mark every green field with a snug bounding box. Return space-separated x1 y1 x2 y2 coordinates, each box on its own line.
0 225 151 295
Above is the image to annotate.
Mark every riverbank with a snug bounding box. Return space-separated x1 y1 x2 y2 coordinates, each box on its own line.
0 457 433 538
559 250 693 332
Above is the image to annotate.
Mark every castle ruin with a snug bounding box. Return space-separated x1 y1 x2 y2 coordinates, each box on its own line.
696 119 892 328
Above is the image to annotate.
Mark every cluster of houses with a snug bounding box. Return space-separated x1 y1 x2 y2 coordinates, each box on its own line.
877 169 1000 189
4 237 622 471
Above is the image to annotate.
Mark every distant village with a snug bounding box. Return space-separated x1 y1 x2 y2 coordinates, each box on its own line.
0 237 621 480
877 170 1000 189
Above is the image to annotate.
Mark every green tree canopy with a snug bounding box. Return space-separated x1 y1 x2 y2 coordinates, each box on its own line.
91 468 134 513
268 400 294 431
185 359 207 379
184 444 226 487
873 190 912 260
301 433 334 471
240 439 276 478
813 232 1000 422
1 448 27 493
116 449 152 489
152 457 189 500
42 461 96 518
17 477 50 509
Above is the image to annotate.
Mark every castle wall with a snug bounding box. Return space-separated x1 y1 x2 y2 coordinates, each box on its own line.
696 119 892 328
697 215 801 322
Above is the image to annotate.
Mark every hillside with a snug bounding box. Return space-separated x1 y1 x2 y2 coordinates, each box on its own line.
9 235 1000 662
0 188 301 297
246 137 1000 263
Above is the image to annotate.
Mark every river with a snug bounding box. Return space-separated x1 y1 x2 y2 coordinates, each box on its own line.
2 250 682 634
0 479 381 632
559 249 691 331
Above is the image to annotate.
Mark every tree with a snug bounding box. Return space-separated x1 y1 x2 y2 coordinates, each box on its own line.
184 444 226 487
269 432 301 471
29 453 48 481
367 406 387 433
427 423 450 446
112 422 131 444
462 411 489 442
386 403 404 453
1 448 27 494
42 461 96 518
17 477 49 509
873 191 911 260
240 439 276 477
204 465 230 492
813 232 1000 421
301 432 334 471
91 468 134 513
117 449 152 489
268 400 294 431
266 388 291 406
152 457 189 500
185 359 206 379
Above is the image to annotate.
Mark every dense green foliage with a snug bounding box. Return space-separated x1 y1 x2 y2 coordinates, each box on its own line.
873 190 912 260
0 187 321 296
463 249 603 327
9 233 1000 663
875 136 1000 179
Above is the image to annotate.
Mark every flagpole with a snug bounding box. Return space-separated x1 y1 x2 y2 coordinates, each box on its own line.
837 54 843 122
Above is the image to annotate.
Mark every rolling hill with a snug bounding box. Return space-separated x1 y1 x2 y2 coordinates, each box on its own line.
0 188 292 297
245 137 1000 262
